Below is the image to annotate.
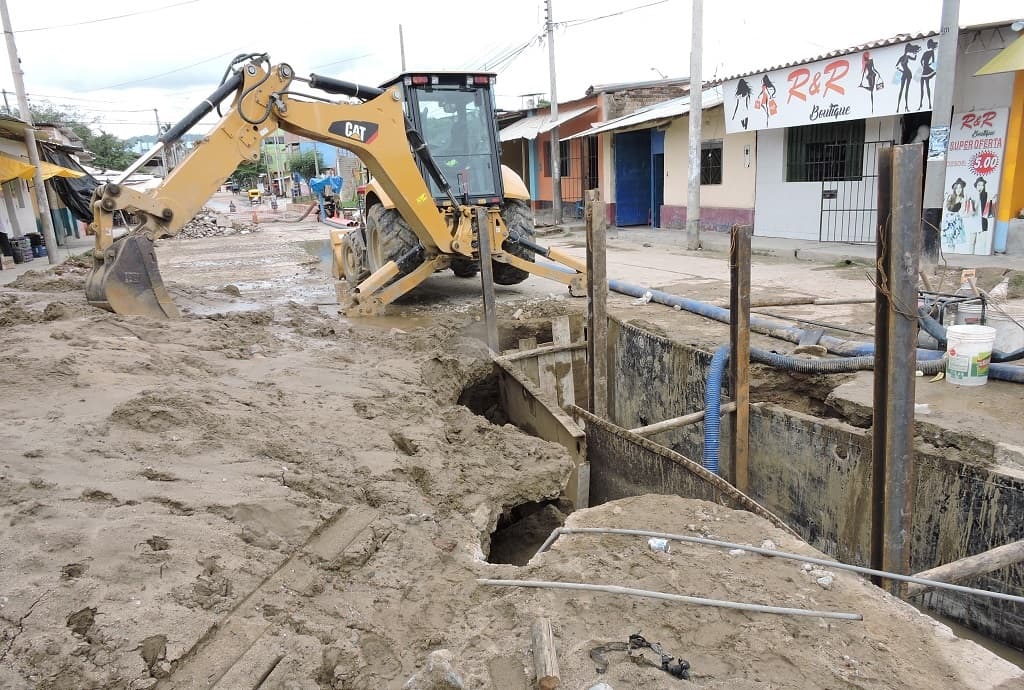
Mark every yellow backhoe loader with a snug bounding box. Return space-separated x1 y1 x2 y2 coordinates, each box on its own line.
84 53 586 318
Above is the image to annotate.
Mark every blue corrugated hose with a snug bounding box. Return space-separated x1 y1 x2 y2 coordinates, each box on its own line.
702 345 730 474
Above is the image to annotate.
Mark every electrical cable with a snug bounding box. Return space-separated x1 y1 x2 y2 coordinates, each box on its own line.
87 46 249 92
13 0 201 33
558 0 670 28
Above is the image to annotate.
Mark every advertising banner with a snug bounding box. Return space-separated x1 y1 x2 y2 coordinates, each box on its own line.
723 38 941 134
939 108 1009 256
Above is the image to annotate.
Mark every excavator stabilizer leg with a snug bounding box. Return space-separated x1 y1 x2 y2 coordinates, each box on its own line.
85 235 181 319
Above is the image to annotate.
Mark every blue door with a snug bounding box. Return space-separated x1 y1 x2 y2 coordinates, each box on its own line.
614 130 652 226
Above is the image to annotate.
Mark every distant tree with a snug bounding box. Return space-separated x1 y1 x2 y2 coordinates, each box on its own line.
232 155 262 188
20 100 136 170
87 132 137 170
287 148 324 181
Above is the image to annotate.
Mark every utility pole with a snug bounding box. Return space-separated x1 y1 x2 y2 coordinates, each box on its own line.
1 88 9 114
399 24 407 71
545 0 563 224
921 0 959 266
686 0 703 250
1 0 59 264
153 108 168 176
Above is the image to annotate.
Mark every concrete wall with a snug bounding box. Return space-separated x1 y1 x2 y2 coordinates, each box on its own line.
660 106 757 231
602 316 1024 650
753 116 897 240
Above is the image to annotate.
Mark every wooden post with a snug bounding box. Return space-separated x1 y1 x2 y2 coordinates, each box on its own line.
729 224 751 493
531 617 560 690
906 540 1024 597
476 207 500 352
585 189 608 418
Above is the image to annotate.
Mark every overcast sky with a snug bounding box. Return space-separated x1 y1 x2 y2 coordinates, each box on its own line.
3 0 1021 139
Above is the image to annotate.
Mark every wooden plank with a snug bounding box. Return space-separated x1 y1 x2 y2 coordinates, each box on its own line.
729 224 752 493
630 401 738 437
498 342 586 363
907 540 1024 597
531 618 560 690
550 316 575 410
164 506 379 688
519 337 540 387
585 190 608 419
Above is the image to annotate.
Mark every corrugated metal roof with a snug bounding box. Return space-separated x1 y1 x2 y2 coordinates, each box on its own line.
498 105 596 142
710 32 938 85
586 76 690 95
565 88 724 140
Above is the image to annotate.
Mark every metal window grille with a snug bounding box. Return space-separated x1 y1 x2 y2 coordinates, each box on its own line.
786 120 866 182
701 140 723 185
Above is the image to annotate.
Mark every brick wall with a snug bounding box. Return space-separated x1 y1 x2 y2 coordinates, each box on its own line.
603 85 689 120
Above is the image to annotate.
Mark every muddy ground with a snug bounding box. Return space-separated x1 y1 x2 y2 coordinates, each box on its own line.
1 215 1022 689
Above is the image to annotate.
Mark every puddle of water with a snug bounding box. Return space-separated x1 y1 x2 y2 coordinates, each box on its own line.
912 602 1024 669
300 239 333 274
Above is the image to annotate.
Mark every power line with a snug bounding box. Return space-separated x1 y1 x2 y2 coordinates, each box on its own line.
559 0 670 28
310 52 376 70
86 46 248 91
13 0 201 33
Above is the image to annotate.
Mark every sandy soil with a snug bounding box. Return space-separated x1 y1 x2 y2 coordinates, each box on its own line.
0 214 1021 689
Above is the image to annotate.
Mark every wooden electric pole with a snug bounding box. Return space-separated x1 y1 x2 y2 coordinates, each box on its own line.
1 0 59 264
546 0 563 224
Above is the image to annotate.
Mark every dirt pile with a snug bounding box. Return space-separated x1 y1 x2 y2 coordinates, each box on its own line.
0 212 1020 689
175 207 258 239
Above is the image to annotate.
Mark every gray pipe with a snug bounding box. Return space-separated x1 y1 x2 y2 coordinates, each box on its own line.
537 527 1024 606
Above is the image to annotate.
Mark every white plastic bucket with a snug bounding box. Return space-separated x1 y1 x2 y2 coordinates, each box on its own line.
945 325 996 386
955 303 1024 353
988 308 1024 354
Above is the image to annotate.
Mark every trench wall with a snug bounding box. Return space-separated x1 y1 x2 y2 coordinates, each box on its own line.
598 316 1024 649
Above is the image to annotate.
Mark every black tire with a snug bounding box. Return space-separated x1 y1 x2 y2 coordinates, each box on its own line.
339 231 370 284
451 258 479 278
493 199 536 286
365 203 420 275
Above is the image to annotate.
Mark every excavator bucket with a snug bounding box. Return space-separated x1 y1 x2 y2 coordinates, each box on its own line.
85 235 180 318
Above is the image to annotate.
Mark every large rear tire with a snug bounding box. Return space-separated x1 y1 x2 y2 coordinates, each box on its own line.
365 203 420 275
492 199 536 286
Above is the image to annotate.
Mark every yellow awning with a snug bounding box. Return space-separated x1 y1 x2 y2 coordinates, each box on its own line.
39 160 85 180
0 153 36 183
976 35 1024 76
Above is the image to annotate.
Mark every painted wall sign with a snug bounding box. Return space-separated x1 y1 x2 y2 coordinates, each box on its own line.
724 38 941 133
940 107 1009 256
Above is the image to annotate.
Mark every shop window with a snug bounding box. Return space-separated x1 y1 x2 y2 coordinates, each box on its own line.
701 140 723 185
786 120 865 182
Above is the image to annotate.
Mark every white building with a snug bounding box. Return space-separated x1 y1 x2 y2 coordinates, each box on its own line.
719 22 1021 255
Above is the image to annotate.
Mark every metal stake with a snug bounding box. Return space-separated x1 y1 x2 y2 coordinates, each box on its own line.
475 207 499 352
872 144 923 591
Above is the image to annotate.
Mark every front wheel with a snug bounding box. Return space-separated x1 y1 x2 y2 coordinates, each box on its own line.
451 258 479 278
339 231 369 284
492 200 536 286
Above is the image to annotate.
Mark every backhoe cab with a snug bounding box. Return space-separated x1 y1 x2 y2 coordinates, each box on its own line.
84 54 585 319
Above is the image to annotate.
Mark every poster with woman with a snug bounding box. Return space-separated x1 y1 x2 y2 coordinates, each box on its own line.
940 108 1008 255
